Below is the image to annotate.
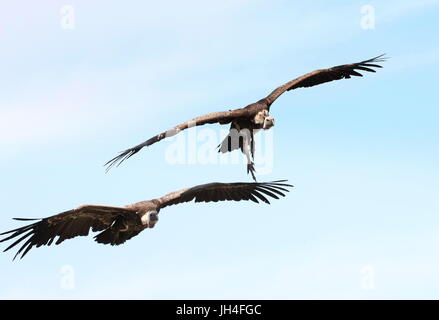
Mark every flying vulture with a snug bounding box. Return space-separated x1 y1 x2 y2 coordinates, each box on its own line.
105 55 387 180
0 180 292 259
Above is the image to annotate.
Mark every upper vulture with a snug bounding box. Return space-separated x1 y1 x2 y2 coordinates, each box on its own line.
105 55 387 180
1 180 292 260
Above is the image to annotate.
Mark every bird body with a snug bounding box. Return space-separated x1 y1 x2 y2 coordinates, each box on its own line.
105 55 387 180
1 181 292 259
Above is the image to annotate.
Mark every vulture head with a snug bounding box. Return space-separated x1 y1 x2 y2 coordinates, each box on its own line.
141 210 159 228
254 109 275 130
263 116 275 129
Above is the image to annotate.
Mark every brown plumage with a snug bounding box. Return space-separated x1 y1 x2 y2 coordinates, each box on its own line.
0 180 293 259
105 55 387 180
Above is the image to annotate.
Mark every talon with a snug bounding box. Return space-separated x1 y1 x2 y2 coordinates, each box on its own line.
247 163 257 181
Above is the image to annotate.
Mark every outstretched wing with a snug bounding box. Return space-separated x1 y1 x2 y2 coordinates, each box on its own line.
265 54 387 106
105 108 250 171
0 205 138 260
157 180 293 209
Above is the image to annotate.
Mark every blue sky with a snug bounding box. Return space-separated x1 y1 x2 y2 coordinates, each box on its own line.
0 0 438 299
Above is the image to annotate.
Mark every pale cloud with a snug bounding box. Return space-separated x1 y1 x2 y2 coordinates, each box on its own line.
0 79 113 154
386 48 439 72
374 0 439 24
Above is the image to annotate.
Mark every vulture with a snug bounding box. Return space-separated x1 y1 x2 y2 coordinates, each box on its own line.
0 180 292 260
105 55 387 180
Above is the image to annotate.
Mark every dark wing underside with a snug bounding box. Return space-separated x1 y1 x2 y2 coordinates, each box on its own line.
158 180 293 209
104 108 250 171
265 54 387 105
0 205 138 259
